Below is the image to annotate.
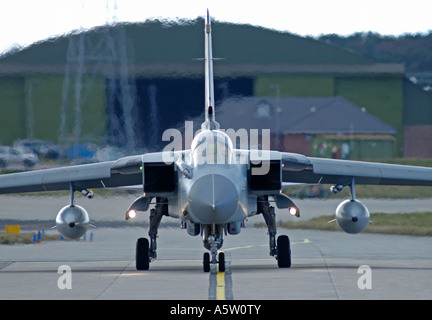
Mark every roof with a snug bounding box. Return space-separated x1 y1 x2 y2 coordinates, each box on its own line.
0 18 403 76
216 96 397 135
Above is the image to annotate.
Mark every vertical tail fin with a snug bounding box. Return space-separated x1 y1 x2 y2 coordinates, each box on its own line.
202 10 220 131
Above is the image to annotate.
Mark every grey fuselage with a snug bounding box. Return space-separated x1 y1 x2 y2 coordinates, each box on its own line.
168 130 257 225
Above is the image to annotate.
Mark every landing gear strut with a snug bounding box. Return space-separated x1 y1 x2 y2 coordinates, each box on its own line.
136 197 168 271
258 196 291 268
202 224 225 272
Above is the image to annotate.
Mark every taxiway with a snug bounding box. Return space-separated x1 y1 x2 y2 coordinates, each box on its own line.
1 226 432 299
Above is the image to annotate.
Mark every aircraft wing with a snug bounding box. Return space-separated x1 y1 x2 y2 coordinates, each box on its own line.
0 154 145 194
281 152 432 186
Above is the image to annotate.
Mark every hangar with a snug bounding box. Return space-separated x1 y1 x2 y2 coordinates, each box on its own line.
0 18 423 158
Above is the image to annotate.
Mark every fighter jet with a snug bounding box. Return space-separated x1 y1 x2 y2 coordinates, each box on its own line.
2 11 432 272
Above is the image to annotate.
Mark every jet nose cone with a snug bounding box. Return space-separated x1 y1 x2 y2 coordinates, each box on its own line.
188 174 238 224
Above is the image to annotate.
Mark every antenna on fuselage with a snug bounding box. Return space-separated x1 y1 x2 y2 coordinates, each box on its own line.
201 9 220 131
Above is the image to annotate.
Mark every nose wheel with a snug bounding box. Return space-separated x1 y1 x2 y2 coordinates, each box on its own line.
203 251 225 272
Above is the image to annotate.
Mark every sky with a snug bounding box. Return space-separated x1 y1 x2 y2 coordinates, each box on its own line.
0 0 431 54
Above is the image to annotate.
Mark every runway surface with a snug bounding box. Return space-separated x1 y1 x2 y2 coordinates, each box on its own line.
1 195 432 300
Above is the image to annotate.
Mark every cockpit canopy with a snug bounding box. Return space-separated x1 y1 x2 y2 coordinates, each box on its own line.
191 130 233 165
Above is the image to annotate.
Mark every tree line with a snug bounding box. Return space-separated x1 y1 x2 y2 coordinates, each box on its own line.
318 31 432 73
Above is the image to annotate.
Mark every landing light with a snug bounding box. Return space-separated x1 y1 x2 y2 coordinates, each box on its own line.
127 209 137 219
289 207 298 216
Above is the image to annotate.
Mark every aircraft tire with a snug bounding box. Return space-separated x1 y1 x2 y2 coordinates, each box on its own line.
277 235 291 268
136 237 150 270
203 252 210 272
218 252 225 272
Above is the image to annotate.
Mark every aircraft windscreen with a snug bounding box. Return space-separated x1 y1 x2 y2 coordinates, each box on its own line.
191 130 233 165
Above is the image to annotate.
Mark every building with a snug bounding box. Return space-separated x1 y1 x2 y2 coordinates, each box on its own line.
215 96 396 159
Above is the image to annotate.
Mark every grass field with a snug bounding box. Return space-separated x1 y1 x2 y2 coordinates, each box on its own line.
0 232 61 245
270 212 432 237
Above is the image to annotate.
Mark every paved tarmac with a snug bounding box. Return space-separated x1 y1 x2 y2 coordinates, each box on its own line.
1 195 432 300
1 226 432 300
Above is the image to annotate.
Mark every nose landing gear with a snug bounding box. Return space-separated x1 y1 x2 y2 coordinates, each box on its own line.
202 224 226 272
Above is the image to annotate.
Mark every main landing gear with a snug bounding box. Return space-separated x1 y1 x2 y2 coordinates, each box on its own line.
258 196 291 268
136 197 168 271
